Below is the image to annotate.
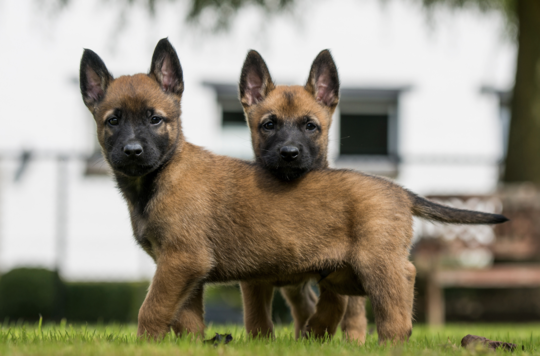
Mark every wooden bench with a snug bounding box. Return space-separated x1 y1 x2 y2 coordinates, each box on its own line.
426 264 540 325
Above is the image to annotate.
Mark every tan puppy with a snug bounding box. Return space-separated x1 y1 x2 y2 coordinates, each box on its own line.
79 38 507 343
238 50 367 342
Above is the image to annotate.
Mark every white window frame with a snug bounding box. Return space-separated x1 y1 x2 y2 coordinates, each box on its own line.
332 87 408 178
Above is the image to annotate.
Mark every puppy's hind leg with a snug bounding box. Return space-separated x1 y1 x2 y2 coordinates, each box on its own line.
352 253 414 344
281 283 318 339
340 296 368 344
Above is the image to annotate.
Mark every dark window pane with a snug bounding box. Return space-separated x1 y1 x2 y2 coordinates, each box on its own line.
340 114 388 155
223 111 246 126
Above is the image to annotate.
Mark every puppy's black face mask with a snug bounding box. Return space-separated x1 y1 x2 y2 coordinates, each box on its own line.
257 115 323 181
239 49 340 182
79 39 184 178
102 107 173 178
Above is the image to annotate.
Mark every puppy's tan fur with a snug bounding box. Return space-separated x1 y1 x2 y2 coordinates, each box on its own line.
238 50 367 342
79 39 507 344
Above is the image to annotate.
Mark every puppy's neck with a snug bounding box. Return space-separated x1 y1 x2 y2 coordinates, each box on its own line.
116 171 159 217
115 137 184 218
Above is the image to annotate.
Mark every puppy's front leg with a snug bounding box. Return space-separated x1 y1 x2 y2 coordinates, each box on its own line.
240 281 275 338
137 252 210 339
305 286 347 339
171 282 205 339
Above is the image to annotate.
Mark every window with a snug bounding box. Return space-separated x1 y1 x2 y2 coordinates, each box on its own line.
204 82 252 159
222 111 246 126
481 86 511 159
334 87 407 177
481 86 511 179
340 114 388 155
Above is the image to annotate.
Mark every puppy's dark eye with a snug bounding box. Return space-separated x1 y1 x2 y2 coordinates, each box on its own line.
306 122 317 131
150 116 163 125
108 117 119 126
262 122 275 130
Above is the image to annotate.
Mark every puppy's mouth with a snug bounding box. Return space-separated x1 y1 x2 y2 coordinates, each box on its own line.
114 163 156 177
268 165 310 181
260 154 312 181
108 156 159 177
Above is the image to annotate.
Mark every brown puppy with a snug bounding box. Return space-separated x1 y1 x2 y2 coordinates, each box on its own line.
239 50 367 342
79 38 507 343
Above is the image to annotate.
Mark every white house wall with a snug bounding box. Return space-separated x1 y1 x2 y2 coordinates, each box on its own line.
0 0 515 280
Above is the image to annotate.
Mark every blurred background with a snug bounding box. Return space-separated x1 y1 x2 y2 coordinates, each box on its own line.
0 0 539 326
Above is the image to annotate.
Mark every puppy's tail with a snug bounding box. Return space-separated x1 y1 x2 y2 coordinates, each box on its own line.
409 192 508 225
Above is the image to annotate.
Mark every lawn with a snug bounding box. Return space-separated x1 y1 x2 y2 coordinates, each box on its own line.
0 321 538 355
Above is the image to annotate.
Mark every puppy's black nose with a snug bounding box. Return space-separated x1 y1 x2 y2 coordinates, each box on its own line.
280 146 299 162
123 143 143 157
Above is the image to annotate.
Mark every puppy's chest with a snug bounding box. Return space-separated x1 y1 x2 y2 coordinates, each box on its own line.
130 211 160 260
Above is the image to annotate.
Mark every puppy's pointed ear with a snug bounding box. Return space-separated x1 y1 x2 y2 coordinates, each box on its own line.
150 38 184 96
239 50 275 107
305 50 339 108
80 49 113 111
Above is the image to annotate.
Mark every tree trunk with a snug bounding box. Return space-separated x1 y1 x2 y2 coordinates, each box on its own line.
504 0 540 184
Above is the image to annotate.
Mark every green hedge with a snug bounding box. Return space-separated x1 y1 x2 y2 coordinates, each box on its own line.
0 268 147 323
0 268 64 321
65 282 148 323
0 268 373 324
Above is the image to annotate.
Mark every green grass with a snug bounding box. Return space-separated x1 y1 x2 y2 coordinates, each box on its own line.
0 322 539 355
